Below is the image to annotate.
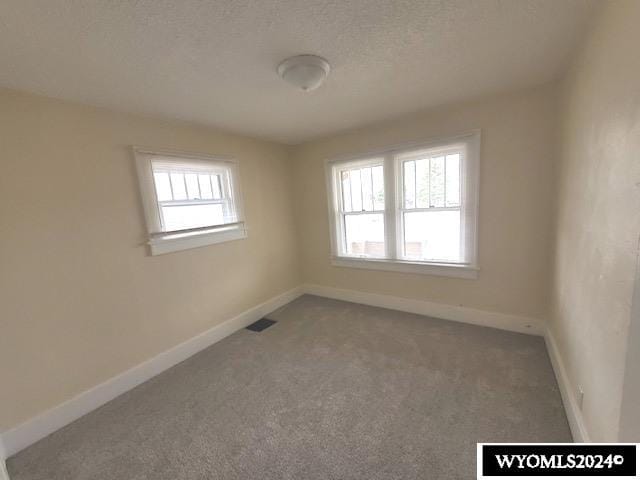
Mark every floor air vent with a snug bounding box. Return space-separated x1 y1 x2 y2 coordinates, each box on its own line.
246 318 277 332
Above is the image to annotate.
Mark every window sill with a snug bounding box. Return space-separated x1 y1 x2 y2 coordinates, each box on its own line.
330 256 479 279
148 225 247 255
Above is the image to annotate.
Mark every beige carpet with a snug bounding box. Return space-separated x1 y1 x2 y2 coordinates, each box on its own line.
8 295 570 479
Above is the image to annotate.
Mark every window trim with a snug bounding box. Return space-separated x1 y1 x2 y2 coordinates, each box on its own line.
133 146 247 255
325 131 480 279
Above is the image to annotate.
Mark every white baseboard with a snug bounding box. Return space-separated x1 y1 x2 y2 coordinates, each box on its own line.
0 282 569 465
0 286 303 459
544 327 590 442
302 284 543 335
0 461 9 480
0 436 8 480
302 284 593 441
0 430 8 480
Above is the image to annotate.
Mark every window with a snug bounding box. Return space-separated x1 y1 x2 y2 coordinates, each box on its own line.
337 159 386 257
326 131 479 278
134 148 246 255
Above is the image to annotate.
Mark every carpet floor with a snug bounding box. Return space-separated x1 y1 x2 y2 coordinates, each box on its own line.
8 295 571 479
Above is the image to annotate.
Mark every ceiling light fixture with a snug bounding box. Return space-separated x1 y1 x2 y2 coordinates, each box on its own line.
277 55 330 92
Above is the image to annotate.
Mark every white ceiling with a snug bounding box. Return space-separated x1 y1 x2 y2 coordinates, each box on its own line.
0 0 597 144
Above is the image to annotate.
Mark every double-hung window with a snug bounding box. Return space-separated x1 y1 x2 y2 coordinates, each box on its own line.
337 160 386 257
326 131 480 278
134 148 246 255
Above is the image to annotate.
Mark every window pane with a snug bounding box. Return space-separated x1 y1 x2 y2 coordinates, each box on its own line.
344 213 385 257
170 172 187 200
161 204 225 231
341 170 352 212
361 167 374 211
446 153 460 207
403 160 415 208
372 165 385 210
211 175 222 199
198 174 213 199
429 156 445 207
403 210 461 262
415 158 429 208
153 172 172 201
185 173 200 199
350 169 363 211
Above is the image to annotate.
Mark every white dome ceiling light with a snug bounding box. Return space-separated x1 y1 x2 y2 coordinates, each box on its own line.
277 55 331 92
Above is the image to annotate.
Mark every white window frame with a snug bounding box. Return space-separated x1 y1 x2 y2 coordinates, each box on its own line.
333 156 387 258
133 147 247 255
325 131 480 279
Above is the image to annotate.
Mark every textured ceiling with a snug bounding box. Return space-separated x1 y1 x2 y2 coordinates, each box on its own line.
0 0 597 144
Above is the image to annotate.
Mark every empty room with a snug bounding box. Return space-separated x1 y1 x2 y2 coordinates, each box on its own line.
1 0 639 478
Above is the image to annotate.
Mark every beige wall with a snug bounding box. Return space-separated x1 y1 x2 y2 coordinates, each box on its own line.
619 256 640 441
551 0 640 442
2 2 637 442
291 85 557 320
0 89 300 431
